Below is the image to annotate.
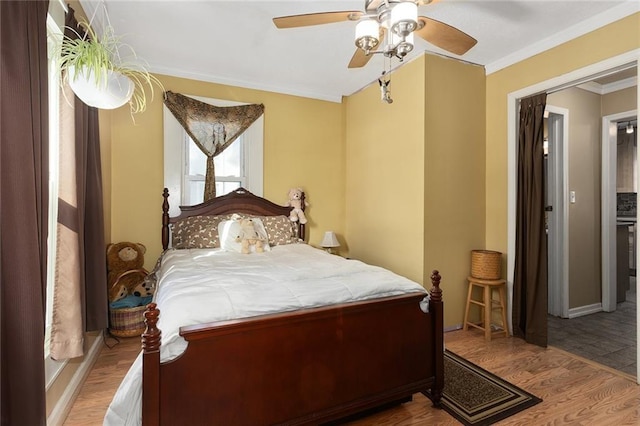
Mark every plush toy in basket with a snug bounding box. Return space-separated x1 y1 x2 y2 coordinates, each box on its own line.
106 242 153 338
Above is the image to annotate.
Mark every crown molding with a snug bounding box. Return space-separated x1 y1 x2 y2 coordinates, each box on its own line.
148 64 342 103
577 76 638 95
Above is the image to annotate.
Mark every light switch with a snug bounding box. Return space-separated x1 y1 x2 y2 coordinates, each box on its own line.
570 191 576 204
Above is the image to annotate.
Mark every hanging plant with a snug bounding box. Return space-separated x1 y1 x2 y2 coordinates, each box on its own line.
56 19 163 115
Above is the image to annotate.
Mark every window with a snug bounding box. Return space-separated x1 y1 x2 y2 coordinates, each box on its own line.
163 96 263 216
182 134 244 205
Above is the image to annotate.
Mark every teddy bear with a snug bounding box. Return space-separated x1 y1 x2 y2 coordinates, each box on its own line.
106 242 150 302
234 217 266 254
285 187 308 224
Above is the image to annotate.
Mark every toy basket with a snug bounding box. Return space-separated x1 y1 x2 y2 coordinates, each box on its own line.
109 305 147 338
470 250 502 280
108 268 149 338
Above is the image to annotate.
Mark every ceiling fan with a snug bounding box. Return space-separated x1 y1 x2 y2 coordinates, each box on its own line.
273 0 477 69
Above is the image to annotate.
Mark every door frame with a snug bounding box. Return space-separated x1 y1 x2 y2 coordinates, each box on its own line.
546 105 570 318
602 109 638 312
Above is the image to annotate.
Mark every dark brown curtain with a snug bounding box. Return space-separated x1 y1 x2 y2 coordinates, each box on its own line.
513 92 548 347
66 8 109 333
75 85 109 331
0 0 50 424
163 91 264 200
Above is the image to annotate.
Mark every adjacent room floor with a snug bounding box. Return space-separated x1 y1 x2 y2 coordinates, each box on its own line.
548 279 637 377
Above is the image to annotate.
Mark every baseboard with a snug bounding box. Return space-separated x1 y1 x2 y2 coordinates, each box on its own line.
46 331 104 426
568 303 602 319
444 324 463 333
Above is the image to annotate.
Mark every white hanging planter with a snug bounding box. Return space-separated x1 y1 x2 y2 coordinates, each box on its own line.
68 65 135 110
56 19 163 116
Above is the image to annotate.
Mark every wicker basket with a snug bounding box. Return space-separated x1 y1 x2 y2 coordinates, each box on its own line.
109 305 146 338
470 250 502 280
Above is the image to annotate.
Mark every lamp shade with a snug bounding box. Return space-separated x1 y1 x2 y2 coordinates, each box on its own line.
355 19 380 51
391 31 414 57
68 65 134 109
321 231 340 248
390 1 418 36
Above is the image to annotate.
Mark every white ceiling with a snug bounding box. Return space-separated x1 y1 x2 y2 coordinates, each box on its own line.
80 0 639 103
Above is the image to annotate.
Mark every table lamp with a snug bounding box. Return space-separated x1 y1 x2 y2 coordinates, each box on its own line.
320 231 340 254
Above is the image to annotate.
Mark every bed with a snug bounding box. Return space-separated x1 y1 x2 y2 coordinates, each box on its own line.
106 187 444 425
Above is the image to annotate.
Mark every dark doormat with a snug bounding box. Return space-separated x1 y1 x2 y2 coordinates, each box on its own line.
425 350 542 425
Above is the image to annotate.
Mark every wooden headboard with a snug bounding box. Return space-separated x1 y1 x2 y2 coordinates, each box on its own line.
161 187 305 250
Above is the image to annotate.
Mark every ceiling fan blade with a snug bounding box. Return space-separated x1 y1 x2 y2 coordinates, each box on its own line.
348 48 375 69
414 17 477 55
273 11 363 29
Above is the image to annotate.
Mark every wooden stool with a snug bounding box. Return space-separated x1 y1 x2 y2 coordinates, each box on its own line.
463 276 509 341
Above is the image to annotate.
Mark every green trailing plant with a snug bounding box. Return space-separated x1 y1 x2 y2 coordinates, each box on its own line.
56 19 163 115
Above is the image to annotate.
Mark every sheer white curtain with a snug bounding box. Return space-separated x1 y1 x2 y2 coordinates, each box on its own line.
49 79 84 360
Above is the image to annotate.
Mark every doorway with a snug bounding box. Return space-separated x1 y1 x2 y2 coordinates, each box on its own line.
547 109 637 377
603 111 638 313
506 51 639 382
546 107 569 319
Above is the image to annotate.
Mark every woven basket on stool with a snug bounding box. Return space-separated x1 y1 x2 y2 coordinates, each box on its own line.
470 250 502 280
109 305 147 338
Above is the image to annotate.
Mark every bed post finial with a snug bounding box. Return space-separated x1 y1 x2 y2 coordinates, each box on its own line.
162 188 170 250
142 303 161 353
429 270 442 303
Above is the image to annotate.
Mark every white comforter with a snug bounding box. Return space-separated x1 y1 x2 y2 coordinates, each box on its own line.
104 243 427 425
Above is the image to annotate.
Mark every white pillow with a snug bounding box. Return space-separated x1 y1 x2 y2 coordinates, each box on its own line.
218 217 270 253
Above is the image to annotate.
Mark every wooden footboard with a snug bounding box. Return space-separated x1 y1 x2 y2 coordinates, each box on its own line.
141 271 444 425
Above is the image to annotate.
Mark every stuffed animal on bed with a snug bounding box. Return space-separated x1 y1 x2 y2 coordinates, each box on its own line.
234 217 266 254
107 242 149 302
285 187 308 224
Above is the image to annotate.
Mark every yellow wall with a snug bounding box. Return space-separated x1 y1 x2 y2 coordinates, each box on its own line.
485 14 639 259
345 57 426 284
345 55 486 326
105 75 345 269
423 55 486 326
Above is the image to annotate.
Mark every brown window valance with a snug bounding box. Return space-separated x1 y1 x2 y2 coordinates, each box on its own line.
163 91 264 200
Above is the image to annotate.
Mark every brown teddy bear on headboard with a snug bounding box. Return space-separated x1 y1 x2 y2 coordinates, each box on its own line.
107 242 150 302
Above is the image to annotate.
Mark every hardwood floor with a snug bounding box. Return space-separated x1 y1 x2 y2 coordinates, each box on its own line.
64 329 640 425
64 335 141 426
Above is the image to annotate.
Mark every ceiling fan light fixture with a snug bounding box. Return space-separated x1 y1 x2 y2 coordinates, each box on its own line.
355 19 380 51
274 0 478 70
390 1 418 38
391 32 414 58
628 123 635 134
